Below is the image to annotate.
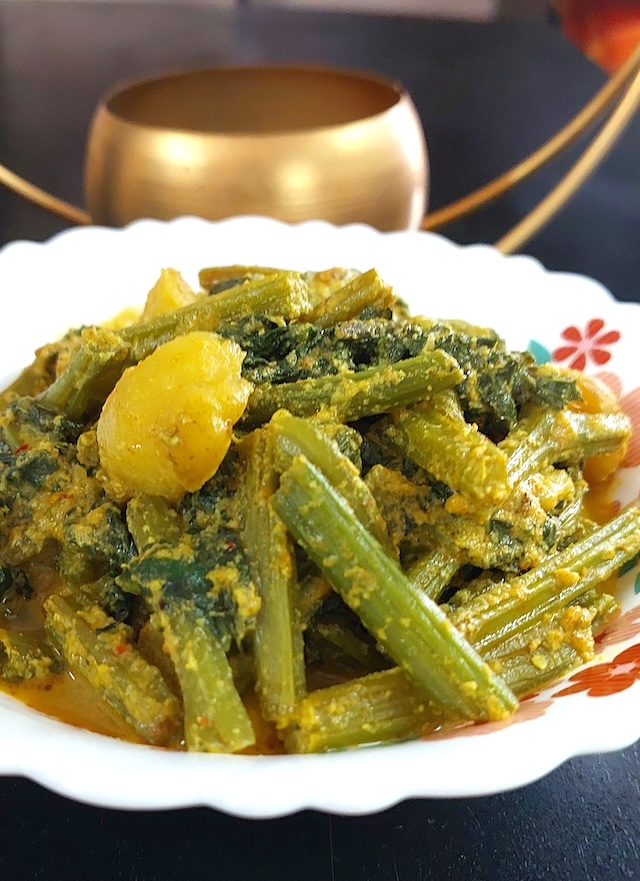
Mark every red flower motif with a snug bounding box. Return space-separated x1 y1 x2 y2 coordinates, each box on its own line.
552 319 620 370
553 644 640 698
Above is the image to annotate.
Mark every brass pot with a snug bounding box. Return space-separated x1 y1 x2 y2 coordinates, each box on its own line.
85 65 428 231
0 65 429 231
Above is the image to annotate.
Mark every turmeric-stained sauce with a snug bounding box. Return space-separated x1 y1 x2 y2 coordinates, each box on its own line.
1 668 288 754
1 670 143 742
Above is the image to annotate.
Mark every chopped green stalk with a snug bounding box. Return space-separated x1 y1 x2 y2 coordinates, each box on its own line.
388 393 509 507
58 543 106 586
37 327 131 420
228 648 256 696
44 592 180 746
449 505 640 654
554 496 587 544
491 644 582 696
287 593 613 752
0 628 58 681
240 429 306 725
126 495 182 553
273 456 518 722
483 601 596 660
308 269 395 329
122 271 310 362
246 349 464 426
120 474 261 752
573 589 619 634
271 410 395 557
153 600 255 753
287 646 572 753
505 409 631 485
406 548 460 602
248 498 305 723
38 273 310 421
118 496 183 596
286 667 446 753
289 652 569 753
485 600 602 695
198 265 277 290
298 574 333 624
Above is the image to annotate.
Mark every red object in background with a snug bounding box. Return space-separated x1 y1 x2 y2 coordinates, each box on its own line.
556 0 640 72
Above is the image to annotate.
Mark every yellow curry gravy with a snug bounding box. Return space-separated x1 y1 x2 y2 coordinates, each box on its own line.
1 664 285 754
0 559 284 754
0 473 621 756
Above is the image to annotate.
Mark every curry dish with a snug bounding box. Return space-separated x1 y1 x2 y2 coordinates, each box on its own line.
0 264 638 754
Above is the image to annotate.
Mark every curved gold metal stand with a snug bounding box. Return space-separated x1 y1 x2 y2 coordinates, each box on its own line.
0 162 91 225
423 42 640 255
495 49 640 253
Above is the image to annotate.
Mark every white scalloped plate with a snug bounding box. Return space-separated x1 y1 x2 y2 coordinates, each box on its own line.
0 216 639 816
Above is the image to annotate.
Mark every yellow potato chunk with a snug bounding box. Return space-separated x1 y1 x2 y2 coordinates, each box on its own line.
97 332 252 502
141 268 197 320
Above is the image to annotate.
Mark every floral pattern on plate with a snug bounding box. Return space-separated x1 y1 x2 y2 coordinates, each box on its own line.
552 318 621 370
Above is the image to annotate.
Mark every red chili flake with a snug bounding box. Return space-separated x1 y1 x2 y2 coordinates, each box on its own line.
198 715 210 728
15 444 30 454
114 644 128 656
224 540 236 551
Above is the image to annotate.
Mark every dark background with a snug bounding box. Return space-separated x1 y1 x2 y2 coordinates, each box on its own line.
0 4 639 880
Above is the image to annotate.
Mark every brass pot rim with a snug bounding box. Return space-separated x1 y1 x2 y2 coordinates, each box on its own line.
96 63 409 139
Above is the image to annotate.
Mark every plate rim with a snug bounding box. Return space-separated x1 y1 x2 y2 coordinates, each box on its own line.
0 214 638 815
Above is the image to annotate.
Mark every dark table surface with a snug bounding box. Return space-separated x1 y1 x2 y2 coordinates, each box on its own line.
0 4 639 880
